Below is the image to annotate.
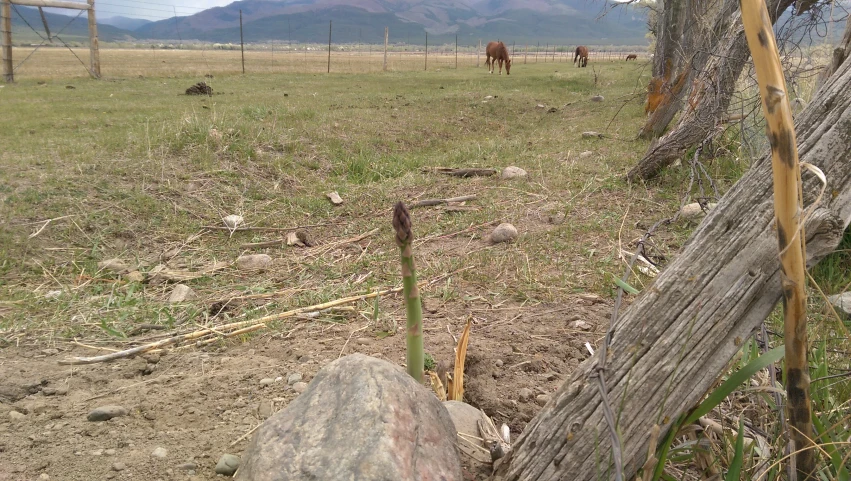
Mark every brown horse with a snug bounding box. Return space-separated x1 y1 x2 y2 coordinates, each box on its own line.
485 41 511 75
626 54 638 61
574 46 588 68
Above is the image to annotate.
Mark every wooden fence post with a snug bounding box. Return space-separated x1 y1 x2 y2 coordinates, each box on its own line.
87 0 99 78
1 0 12 82
239 9 245 74
383 27 388 71
327 20 331 73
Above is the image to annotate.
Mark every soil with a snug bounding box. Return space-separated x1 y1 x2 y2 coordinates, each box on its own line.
0 295 612 481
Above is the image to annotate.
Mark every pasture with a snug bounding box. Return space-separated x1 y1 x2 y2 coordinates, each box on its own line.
1 48 847 479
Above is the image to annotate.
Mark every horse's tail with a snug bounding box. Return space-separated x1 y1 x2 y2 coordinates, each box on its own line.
574 47 579 63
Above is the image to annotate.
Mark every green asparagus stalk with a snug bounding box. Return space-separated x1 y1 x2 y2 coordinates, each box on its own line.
392 202 424 383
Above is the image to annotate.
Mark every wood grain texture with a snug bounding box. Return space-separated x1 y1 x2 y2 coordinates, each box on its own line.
495 34 851 481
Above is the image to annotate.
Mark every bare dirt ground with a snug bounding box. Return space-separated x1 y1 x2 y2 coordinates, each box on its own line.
0 293 611 480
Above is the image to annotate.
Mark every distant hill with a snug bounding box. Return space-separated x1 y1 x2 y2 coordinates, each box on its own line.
99 16 152 31
9 6 137 43
133 0 649 45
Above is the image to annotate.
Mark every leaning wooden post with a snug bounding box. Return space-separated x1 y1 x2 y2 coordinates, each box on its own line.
327 20 331 74
383 26 388 71
424 32 427 71
741 0 814 477
477 39 480 67
455 34 457 69
1 0 11 83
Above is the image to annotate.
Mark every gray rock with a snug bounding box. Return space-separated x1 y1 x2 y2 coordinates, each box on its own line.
536 394 552 406
569 320 591 330
579 151 593 159
87 406 128 422
518 388 534 402
177 462 198 470
581 131 603 139
236 254 273 272
292 382 308 393
500 166 528 180
38 474 50 480
490 223 519 244
41 348 60 356
42 387 57 396
112 462 126 471
442 401 492 466
258 378 275 386
257 401 273 420
151 447 168 458
215 454 240 476
9 410 26 421
828 292 851 319
104 449 116 456
168 284 196 303
287 373 303 385
494 359 504 368
591 95 604 102
236 354 462 481
98 258 129 274
0 384 28 403
55 386 69 396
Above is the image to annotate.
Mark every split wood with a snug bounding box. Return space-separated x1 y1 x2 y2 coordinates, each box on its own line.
57 268 471 366
427 167 497 177
411 195 477 208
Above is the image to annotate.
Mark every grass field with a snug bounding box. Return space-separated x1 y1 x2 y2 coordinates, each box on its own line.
1 48 849 479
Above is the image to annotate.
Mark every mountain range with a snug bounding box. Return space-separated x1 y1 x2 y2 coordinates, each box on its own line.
12 1 648 46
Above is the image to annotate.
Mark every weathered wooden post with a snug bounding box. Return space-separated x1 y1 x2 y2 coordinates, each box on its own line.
87 0 99 78
327 20 331 73
383 26 388 71
477 39 480 67
239 9 245 74
2 0 13 82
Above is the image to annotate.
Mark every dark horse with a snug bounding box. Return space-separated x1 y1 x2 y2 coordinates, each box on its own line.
485 41 511 75
574 46 588 67
626 54 638 61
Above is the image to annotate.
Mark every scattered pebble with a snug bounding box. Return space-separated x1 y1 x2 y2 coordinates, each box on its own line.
591 95 604 102
549 212 566 225
494 359 504 368
41 387 57 396
105 449 116 455
87 406 128 422
326 191 344 205
536 103 545 109
40 348 59 356
168 284 196 303
356 337 370 345
536 394 552 406
490 223 519 243
39 474 50 480
287 373 303 385
579 151 593 159
258 401 273 419
124 270 145 283
112 462 126 471
518 388 533 402
236 254 272 271
55 386 68 396
44 290 63 299
9 411 26 421
98 259 129 274
259 378 276 386
569 320 592 330
484 95 493 100
292 382 308 393
679 202 717 219
223 214 244 229
177 462 198 470
151 447 168 459
500 166 528 180
581 131 603 139
215 454 240 476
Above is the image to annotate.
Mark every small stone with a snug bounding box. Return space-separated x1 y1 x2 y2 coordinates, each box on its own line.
579 151 593 159
105 474 116 480
9 411 26 421
326 191 344 205
105 449 116 455
569 320 592 330
177 462 198 470
490 223 519 243
828 292 851 319
151 447 168 458
44 289 63 299
257 401 273 419
236 254 272 271
259 378 275 386
112 462 126 471
168 284 196 303
494 359 504 368
39 474 50 480
98 258 129 274
591 95 604 102
536 394 552 406
536 103 545 109
87 406 128 422
223 214 244 229
484 95 493 99
581 131 603 138
41 348 60 356
679 202 718 219
142 353 161 364
55 386 69 396
356 337 370 345
124 270 145 283
549 212 566 225
292 382 308 393
42 387 57 396
518 388 533 402
215 454 240 476
287 373 303 385
91 449 104 456
500 166 528 180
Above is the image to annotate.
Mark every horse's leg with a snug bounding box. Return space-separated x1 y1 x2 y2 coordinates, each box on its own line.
498 59 503 75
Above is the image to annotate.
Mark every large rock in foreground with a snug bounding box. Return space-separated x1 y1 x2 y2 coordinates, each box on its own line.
236 354 463 481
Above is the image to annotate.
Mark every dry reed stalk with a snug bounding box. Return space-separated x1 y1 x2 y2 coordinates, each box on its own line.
741 0 814 477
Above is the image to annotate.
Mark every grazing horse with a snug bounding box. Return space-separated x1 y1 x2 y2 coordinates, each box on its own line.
574 46 588 67
485 41 511 75
626 54 638 61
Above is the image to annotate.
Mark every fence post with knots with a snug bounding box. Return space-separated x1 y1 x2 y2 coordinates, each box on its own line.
1 0 11 82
